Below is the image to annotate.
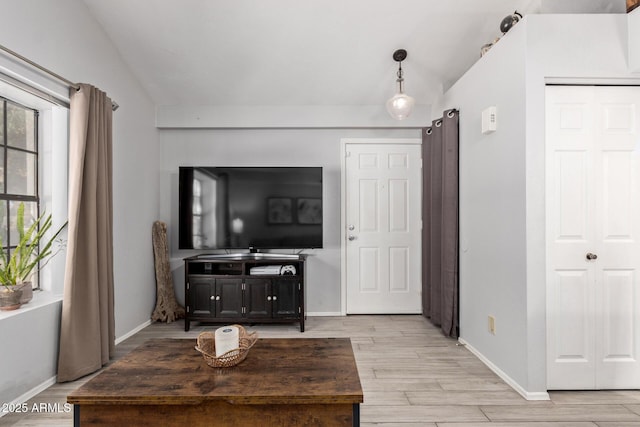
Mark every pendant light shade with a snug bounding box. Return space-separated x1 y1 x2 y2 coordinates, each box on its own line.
387 49 415 120
386 92 415 120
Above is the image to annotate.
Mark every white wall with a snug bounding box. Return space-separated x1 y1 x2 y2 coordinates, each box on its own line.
159 128 419 314
629 8 640 72
156 105 431 129
539 0 626 13
436 20 530 393
0 0 158 405
437 14 638 397
0 302 61 406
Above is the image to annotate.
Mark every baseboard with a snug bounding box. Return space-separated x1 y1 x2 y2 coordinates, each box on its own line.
458 337 550 401
306 311 343 317
115 319 152 345
0 376 58 418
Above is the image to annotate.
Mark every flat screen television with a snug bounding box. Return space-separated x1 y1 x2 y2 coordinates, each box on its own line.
179 167 323 250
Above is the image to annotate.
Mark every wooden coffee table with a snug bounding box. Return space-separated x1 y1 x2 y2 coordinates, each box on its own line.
68 337 363 426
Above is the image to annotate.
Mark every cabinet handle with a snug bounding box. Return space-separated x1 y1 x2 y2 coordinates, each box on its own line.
210 296 216 301
272 296 277 301
267 296 272 301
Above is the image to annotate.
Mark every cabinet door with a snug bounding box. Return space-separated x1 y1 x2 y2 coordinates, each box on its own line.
216 278 243 318
272 278 300 318
189 276 215 316
245 278 271 318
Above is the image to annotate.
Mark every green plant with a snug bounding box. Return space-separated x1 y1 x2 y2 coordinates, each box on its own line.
0 203 67 292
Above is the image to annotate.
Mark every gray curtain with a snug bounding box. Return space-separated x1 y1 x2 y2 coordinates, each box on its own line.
57 84 115 382
423 109 459 338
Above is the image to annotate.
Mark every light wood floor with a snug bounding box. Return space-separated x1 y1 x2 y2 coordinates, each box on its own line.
3 315 640 426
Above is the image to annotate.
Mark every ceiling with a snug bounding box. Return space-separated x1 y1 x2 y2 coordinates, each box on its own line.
79 0 624 109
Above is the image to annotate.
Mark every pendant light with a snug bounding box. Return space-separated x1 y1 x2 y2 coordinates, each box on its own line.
386 49 415 120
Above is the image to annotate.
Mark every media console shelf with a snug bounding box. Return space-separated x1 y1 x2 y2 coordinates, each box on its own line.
183 254 306 332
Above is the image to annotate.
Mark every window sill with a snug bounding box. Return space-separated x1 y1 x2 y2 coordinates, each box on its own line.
0 290 62 321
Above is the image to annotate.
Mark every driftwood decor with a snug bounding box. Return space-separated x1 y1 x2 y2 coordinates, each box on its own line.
151 221 185 323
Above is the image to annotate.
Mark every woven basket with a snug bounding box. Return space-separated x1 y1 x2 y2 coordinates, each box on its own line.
195 325 258 368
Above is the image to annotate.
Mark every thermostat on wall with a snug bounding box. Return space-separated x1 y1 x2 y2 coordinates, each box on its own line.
482 106 497 134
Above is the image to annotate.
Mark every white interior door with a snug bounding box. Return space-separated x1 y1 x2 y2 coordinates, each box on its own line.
546 85 640 389
344 141 422 314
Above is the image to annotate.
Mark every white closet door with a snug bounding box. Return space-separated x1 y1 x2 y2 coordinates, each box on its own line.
546 85 640 389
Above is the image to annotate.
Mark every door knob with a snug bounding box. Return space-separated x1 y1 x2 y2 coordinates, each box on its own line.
586 252 598 260
348 235 356 241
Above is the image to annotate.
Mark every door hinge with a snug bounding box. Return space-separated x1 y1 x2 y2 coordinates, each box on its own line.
186 306 190 313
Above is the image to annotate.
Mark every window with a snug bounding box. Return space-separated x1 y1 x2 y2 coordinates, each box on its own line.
0 96 39 288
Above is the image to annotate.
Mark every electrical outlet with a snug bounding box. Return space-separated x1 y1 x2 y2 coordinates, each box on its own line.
488 315 496 335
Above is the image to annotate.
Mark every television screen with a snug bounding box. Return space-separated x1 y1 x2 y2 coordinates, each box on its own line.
179 167 323 250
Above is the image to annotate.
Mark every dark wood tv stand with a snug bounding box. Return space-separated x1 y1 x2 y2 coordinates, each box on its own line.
183 253 306 332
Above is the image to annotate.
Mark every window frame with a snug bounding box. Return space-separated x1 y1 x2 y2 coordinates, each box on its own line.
0 95 40 288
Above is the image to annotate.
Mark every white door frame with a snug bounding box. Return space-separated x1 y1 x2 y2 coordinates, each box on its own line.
340 138 422 315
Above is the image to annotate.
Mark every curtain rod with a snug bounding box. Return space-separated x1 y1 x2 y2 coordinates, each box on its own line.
0 43 119 111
